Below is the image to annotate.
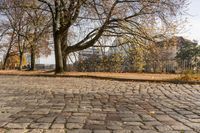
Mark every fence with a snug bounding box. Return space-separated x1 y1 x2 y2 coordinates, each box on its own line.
68 56 200 74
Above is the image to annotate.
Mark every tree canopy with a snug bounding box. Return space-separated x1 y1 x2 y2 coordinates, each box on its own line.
0 0 188 73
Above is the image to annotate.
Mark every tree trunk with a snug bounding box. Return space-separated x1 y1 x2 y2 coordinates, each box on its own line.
3 31 15 70
63 54 67 71
2 52 10 70
18 53 23 70
54 32 64 74
30 45 35 71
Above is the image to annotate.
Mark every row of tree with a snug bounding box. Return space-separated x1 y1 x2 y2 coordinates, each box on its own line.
74 39 200 73
0 0 51 70
75 54 124 72
0 0 188 73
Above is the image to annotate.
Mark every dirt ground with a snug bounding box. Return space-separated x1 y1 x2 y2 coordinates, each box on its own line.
0 70 181 81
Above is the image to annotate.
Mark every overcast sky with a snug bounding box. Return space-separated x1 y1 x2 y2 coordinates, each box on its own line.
179 0 200 42
40 0 200 64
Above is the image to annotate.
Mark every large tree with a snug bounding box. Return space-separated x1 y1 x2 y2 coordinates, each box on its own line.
37 0 187 73
0 0 186 72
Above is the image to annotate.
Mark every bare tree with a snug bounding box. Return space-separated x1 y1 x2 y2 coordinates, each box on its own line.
36 0 187 73
25 3 51 70
0 0 51 70
0 0 187 72
0 0 30 70
0 17 16 70
2 30 16 69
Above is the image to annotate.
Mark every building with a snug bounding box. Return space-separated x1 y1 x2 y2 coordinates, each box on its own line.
156 36 197 59
78 47 102 60
153 36 198 72
107 38 129 56
106 36 198 73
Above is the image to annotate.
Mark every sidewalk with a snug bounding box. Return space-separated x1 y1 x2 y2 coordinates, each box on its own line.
0 76 199 132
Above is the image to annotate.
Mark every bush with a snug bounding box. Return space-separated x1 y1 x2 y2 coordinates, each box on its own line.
180 70 200 81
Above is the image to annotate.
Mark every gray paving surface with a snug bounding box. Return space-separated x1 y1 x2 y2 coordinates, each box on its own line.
0 76 199 133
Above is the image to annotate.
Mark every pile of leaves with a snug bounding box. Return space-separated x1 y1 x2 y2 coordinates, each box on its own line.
180 70 200 82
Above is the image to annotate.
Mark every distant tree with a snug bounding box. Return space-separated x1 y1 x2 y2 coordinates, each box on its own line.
126 44 146 72
6 52 26 69
0 0 51 70
0 0 31 70
176 41 200 70
109 53 124 72
24 2 51 70
1 31 16 70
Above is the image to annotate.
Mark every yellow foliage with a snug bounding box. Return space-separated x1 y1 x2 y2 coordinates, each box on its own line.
6 53 27 69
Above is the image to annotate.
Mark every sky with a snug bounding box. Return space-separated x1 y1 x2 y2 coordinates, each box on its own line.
179 0 200 42
40 0 200 65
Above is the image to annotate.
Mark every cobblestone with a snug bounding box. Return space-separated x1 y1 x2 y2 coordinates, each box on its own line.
0 76 199 132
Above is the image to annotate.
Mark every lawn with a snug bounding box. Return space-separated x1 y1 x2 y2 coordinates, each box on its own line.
0 70 184 82
0 70 199 83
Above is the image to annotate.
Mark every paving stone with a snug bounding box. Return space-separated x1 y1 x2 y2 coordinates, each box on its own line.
14 118 33 123
107 121 123 130
171 124 192 130
141 115 156 121
0 128 7 133
51 124 65 129
27 129 44 133
155 125 173 131
161 131 180 133
123 122 143 126
32 109 50 115
93 130 111 133
183 131 198 133
106 113 121 121
155 115 174 122
44 129 66 133
66 129 92 133
54 117 66 124
72 113 90 116
144 121 162 126
68 116 87 123
0 122 8 128
5 129 29 133
29 123 51 129
66 123 84 129
87 120 104 125
113 130 131 133
103 108 116 112
121 117 141 122
122 125 141 130
140 125 155 130
89 113 106 121
133 130 159 133
5 123 29 129
84 124 106 130
37 117 55 123
0 76 199 133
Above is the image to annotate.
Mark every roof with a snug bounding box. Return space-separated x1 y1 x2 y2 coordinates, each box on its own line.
156 36 197 47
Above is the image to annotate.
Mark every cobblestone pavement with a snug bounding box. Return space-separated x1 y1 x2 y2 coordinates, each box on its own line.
0 76 200 133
